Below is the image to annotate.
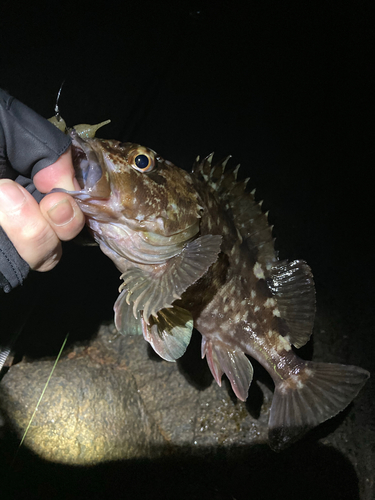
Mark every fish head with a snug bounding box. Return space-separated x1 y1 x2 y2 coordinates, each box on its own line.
70 129 202 240
85 139 201 236
66 129 202 262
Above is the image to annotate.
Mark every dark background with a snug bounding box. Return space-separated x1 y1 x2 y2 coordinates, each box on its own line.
0 1 374 499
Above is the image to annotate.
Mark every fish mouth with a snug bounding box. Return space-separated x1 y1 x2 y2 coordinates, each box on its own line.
70 129 105 194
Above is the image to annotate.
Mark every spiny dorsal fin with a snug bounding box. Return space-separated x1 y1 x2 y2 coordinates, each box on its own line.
193 154 277 272
267 260 316 348
192 152 214 177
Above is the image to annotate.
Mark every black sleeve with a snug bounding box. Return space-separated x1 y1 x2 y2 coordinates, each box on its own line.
0 88 71 179
0 227 29 293
0 88 72 293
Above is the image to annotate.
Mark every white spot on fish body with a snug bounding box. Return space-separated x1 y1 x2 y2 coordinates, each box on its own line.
251 290 256 299
242 311 249 322
273 308 281 317
251 322 257 330
253 262 265 280
254 305 260 312
264 298 276 308
275 335 291 352
280 373 305 392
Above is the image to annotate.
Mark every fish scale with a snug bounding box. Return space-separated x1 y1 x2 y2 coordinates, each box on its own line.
50 119 370 451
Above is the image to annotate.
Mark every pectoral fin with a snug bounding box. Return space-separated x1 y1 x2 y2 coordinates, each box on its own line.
114 290 143 335
142 306 194 361
119 234 222 322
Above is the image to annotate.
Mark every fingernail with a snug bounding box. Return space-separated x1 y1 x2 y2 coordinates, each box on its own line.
0 181 27 213
47 198 75 226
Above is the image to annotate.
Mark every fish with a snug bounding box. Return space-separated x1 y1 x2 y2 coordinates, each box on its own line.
53 121 369 451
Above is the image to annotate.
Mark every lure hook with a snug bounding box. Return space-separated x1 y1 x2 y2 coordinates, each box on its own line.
55 80 65 122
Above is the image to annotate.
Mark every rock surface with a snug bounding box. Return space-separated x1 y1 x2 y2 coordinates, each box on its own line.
0 325 270 465
0 286 373 499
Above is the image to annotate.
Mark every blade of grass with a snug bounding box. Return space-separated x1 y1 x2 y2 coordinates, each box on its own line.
10 332 69 466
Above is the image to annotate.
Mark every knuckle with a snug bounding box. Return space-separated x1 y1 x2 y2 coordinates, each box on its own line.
21 218 52 244
33 245 62 272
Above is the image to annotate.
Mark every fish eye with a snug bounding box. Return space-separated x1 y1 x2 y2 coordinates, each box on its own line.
135 154 151 170
129 148 155 173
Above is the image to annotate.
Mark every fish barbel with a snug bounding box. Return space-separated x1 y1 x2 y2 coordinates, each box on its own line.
54 122 369 450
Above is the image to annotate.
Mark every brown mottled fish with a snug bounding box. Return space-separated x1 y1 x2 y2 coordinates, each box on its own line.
54 123 369 450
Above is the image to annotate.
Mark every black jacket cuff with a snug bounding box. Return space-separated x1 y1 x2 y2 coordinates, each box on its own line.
0 227 30 293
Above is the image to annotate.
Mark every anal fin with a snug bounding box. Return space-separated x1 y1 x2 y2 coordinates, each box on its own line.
202 339 254 400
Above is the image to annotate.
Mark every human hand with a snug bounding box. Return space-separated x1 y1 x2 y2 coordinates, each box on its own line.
0 147 85 272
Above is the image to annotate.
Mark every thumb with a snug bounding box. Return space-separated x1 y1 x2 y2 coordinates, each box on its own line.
33 147 80 193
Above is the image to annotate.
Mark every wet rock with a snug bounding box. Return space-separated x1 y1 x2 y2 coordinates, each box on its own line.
0 325 269 464
0 337 165 464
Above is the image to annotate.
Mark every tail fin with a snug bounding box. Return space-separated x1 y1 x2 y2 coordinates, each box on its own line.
268 361 369 451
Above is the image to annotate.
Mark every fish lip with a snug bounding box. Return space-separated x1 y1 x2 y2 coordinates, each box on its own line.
69 128 103 192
